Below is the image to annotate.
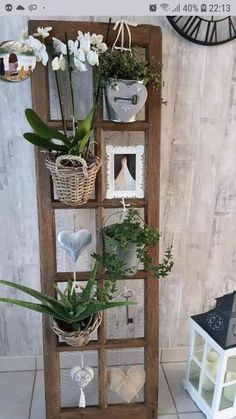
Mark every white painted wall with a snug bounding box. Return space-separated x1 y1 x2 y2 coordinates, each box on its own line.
0 16 235 356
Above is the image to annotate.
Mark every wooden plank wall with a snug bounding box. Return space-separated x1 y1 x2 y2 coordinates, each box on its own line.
0 16 236 355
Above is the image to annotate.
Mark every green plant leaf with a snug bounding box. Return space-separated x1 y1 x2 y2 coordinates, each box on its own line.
68 130 93 155
73 105 96 144
82 261 98 303
0 298 66 321
0 280 67 318
70 286 77 307
72 300 136 322
23 133 68 153
78 130 93 153
54 284 73 315
25 108 68 143
75 305 87 316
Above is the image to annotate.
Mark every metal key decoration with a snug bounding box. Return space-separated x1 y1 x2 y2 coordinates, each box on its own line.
120 287 136 325
107 80 148 123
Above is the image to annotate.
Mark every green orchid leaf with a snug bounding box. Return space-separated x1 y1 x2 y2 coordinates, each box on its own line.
25 109 68 143
68 130 93 155
74 105 97 144
78 130 93 153
0 280 67 318
0 298 66 322
24 133 67 153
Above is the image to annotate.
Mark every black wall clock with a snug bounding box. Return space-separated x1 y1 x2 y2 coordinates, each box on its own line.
167 16 236 46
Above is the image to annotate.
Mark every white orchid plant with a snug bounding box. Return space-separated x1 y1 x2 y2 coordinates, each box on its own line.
22 26 108 159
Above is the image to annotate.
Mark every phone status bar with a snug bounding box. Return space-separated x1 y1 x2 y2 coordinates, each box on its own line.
0 0 236 16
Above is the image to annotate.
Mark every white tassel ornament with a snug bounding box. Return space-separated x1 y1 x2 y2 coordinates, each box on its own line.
71 353 94 408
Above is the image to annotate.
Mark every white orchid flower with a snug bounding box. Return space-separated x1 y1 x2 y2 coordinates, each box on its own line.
96 42 108 53
76 48 86 62
77 31 91 53
25 36 49 65
68 40 79 55
37 44 49 65
74 56 87 72
86 50 99 66
33 26 52 39
52 37 67 55
52 54 66 71
90 33 103 44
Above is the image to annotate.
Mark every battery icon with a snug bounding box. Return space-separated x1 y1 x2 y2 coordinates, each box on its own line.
201 4 207 11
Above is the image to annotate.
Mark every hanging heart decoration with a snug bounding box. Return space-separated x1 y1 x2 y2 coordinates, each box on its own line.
57 229 92 262
109 365 146 403
71 365 94 408
107 81 148 123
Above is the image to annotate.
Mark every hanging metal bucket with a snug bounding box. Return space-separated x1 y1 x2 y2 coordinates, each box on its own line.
103 233 140 277
103 78 147 123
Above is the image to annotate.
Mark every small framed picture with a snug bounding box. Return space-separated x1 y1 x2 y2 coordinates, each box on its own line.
106 145 145 199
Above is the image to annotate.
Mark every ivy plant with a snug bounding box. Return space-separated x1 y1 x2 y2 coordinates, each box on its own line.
94 209 173 279
97 48 163 90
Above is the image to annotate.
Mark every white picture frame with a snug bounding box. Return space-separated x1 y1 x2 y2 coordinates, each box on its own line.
106 145 145 199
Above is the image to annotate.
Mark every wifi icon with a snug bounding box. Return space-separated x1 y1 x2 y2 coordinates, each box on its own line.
160 3 170 10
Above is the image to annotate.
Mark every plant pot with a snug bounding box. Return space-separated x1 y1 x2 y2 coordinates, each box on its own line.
104 232 140 277
50 312 102 347
104 78 148 123
45 153 102 206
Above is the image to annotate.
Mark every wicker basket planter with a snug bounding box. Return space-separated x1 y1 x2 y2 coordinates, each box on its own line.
50 312 102 347
45 154 102 206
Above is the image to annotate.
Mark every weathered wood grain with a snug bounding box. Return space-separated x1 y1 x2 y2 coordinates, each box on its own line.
0 16 236 357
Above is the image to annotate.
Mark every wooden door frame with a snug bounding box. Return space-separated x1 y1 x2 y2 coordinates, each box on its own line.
29 20 161 419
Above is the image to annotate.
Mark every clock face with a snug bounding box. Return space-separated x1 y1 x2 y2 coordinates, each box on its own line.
167 16 236 46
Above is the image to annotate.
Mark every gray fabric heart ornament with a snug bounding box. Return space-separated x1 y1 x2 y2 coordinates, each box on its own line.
107 80 148 123
57 229 92 262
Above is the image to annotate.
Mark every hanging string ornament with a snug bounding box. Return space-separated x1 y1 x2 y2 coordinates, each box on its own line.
71 353 94 408
112 19 137 52
118 197 131 222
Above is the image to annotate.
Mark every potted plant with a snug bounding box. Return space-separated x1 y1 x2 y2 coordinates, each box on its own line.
0 261 134 347
94 209 173 278
97 48 162 123
22 27 108 206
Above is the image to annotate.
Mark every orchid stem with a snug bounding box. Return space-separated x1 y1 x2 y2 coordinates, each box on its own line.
65 32 77 136
55 69 67 137
85 17 112 160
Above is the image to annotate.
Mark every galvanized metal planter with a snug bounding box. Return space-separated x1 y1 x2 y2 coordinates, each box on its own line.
104 232 140 276
104 78 148 123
